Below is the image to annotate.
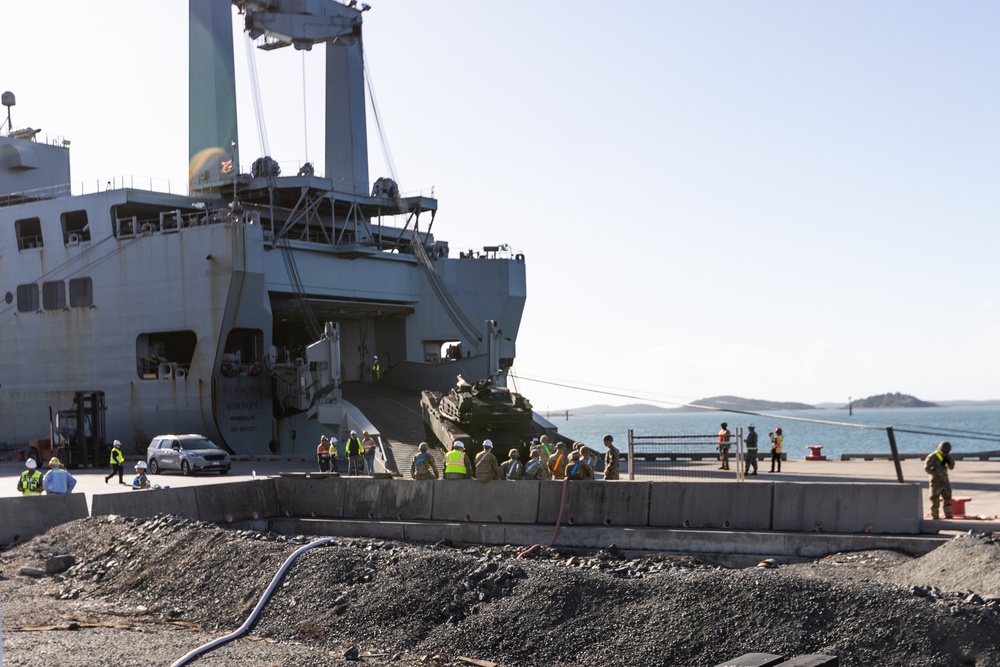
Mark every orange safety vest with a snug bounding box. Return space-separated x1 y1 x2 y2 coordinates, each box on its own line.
445 450 467 475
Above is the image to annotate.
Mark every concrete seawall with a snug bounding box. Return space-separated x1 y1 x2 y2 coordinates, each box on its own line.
1 477 936 560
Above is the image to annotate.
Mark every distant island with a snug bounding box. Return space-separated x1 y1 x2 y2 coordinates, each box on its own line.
559 392 945 415
846 392 937 409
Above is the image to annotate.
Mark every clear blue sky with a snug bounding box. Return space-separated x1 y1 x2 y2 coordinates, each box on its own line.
3 1 998 409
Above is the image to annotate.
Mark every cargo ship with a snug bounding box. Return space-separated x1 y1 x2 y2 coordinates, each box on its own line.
0 0 526 457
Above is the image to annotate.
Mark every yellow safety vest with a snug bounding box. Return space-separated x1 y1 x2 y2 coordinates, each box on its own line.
20 470 43 496
110 447 124 465
774 435 783 453
445 450 467 475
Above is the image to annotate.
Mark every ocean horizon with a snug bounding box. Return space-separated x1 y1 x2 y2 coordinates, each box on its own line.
542 405 1000 461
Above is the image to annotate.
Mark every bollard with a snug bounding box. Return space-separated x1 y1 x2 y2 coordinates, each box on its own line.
805 446 827 461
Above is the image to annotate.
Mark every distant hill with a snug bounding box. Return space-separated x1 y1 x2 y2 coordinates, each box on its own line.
561 396 813 415
847 393 937 409
684 395 815 412
565 403 672 416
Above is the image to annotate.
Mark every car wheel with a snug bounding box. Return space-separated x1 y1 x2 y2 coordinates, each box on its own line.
181 460 191 476
219 469 229 476
149 459 160 474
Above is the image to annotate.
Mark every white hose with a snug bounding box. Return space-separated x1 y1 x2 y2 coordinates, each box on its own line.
170 537 334 667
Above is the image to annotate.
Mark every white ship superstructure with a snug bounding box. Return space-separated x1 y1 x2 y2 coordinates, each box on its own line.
0 0 525 456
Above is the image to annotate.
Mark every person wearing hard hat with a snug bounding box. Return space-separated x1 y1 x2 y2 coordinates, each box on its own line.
443 441 470 480
317 435 331 472
769 427 784 473
924 441 955 520
43 457 77 494
362 430 377 475
744 424 759 476
106 439 126 484
371 355 380 381
328 436 340 474
475 440 501 482
132 460 150 490
410 442 439 480
344 430 365 475
17 458 44 496
717 423 732 471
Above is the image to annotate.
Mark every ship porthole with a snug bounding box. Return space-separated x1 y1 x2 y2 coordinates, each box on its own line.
4 292 11 304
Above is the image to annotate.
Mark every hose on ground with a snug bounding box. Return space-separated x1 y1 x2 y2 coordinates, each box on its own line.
170 537 335 666
518 476 570 559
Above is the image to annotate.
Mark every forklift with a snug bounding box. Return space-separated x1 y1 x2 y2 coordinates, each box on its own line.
26 391 109 469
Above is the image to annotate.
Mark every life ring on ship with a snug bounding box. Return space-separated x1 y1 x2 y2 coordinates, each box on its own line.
67 232 80 245
141 223 153 234
515 253 524 261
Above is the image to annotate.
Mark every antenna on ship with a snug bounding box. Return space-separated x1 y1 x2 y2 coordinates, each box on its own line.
2 91 14 135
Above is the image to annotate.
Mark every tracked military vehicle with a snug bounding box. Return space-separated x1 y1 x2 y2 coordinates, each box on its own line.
420 377 548 464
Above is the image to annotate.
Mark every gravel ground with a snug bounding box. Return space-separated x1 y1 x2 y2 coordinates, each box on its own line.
2 516 1000 666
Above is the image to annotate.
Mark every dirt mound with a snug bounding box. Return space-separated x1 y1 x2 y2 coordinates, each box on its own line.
2 516 1000 666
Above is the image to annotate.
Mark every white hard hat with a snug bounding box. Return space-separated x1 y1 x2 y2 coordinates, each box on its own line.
26 457 37 469
113 439 122 446
482 439 493 448
453 441 465 449
135 461 148 470
330 436 338 443
373 355 378 359
350 430 357 435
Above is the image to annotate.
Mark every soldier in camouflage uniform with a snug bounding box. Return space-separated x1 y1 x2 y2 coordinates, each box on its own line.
548 443 568 480
475 440 501 482
924 441 955 519
410 442 439 480
500 449 524 480
566 451 594 480
602 434 620 481
523 449 548 480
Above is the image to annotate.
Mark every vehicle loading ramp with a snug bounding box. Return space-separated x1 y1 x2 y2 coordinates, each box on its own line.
341 382 426 475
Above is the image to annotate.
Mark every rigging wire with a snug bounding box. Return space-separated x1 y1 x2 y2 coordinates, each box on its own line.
510 371 1000 443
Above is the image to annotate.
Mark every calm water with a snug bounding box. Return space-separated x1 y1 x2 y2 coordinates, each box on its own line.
545 405 1000 460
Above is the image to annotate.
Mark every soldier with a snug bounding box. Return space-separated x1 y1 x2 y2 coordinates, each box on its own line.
500 449 524 480
537 434 554 470
443 441 470 480
523 449 548 480
410 442 439 480
744 423 759 476
580 446 598 471
566 451 594 480
548 443 568 480
475 440 501 482
602 434 620 480
924 441 955 519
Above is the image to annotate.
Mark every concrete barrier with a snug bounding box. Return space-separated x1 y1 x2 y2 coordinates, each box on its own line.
538 480 650 526
275 476 346 518
342 478 434 520
772 482 923 534
431 480 541 523
194 480 279 523
0 494 88 546
91 487 200 520
650 481 773 530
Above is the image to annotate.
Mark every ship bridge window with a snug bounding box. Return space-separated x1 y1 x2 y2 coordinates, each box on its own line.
136 330 197 380
15 217 43 251
61 210 91 244
16 284 39 312
69 277 93 307
221 328 264 377
42 281 66 310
